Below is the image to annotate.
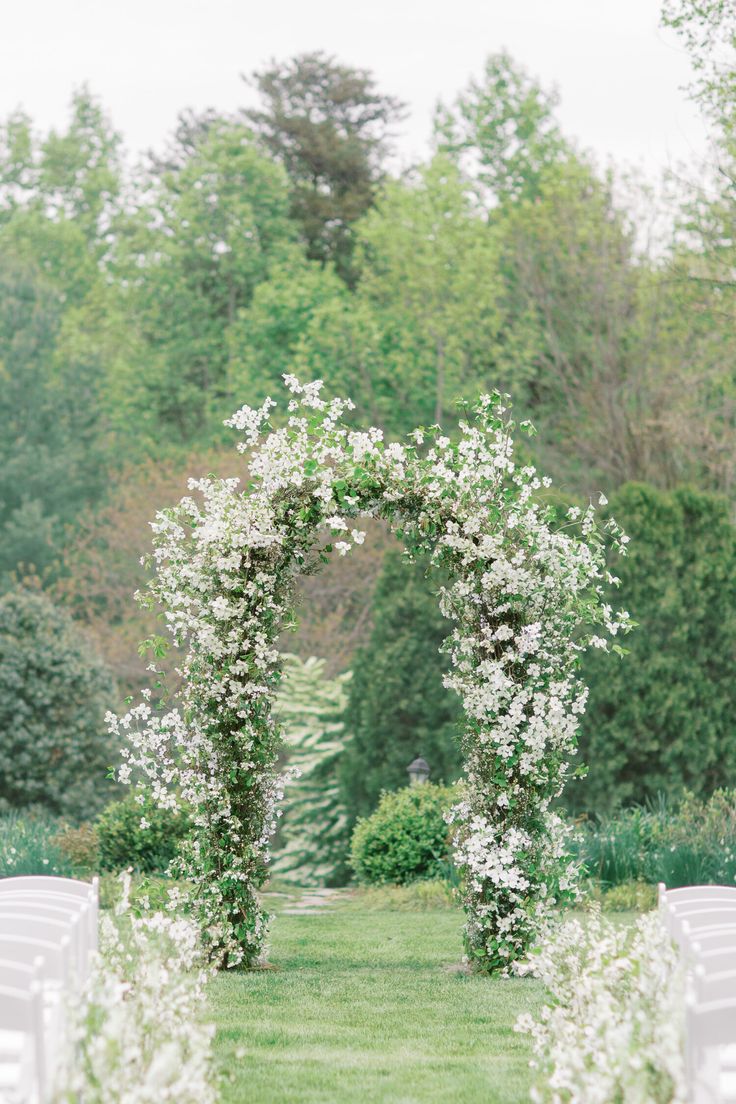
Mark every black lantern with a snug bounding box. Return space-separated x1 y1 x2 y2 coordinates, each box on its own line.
407 756 430 785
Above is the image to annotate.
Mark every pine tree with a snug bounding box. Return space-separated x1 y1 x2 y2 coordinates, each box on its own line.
338 550 463 828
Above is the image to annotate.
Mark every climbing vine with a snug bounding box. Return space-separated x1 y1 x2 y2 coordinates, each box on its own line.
108 376 629 972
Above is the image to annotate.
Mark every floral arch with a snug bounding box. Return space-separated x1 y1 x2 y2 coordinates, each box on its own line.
110 376 629 974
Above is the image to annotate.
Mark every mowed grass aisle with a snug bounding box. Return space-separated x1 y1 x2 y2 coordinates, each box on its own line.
211 891 544 1103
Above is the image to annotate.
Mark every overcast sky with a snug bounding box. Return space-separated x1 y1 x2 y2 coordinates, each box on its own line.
2 0 707 177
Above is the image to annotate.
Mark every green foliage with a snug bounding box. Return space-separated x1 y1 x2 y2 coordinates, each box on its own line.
0 589 116 820
349 783 455 886
661 0 736 128
53 821 100 875
354 156 506 425
569 483 736 812
575 790 736 890
271 654 352 886
348 879 457 911
0 258 110 582
592 881 658 913
96 790 191 873
0 813 76 877
227 252 347 404
112 122 297 443
339 550 462 825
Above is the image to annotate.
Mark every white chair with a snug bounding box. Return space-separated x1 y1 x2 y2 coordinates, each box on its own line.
694 965 736 1003
0 982 45 1104
0 891 96 975
0 936 70 989
0 958 44 1065
0 942 69 1094
0 899 89 978
682 919 736 942
659 884 736 907
0 876 98 900
0 959 40 993
0 878 99 954
0 914 79 989
671 909 736 949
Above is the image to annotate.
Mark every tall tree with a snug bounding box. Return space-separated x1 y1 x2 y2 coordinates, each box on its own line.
494 157 736 494
0 88 123 251
113 122 296 442
569 483 736 813
434 51 572 206
0 258 109 583
295 156 508 434
662 0 736 129
244 52 404 283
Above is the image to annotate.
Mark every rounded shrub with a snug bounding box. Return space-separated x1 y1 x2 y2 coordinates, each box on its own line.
96 791 191 873
349 783 455 885
0 589 116 821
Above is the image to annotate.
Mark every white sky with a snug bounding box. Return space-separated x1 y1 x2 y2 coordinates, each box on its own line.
2 0 707 177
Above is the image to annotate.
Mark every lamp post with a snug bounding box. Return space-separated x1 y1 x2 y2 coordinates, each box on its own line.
407 757 430 786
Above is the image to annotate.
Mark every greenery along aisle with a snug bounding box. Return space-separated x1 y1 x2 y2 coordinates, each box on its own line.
108 376 630 972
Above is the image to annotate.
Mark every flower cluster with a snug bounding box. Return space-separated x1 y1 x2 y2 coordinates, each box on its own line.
515 906 685 1103
109 377 628 969
53 874 216 1103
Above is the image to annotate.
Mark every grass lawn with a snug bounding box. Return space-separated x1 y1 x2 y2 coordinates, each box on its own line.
210 891 544 1103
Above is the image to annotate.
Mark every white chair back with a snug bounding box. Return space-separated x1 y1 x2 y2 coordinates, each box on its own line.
672 908 736 948
660 886 736 929
682 918 736 943
661 885 736 904
694 965 736 1004
0 886 97 961
0 913 75 955
0 958 40 992
0 898 89 975
0 876 98 901
0 934 70 987
0 877 101 1100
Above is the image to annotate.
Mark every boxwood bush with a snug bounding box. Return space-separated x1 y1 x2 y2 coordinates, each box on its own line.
349 783 455 885
96 791 191 874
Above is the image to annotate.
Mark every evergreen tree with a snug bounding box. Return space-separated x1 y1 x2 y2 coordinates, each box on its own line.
0 589 116 820
338 550 463 826
569 483 736 814
245 52 404 283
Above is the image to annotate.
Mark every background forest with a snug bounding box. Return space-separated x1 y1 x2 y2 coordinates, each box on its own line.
2 0 736 885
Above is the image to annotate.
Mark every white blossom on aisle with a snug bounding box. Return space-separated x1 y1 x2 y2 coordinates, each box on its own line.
53 874 216 1103
108 377 629 971
515 907 686 1103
